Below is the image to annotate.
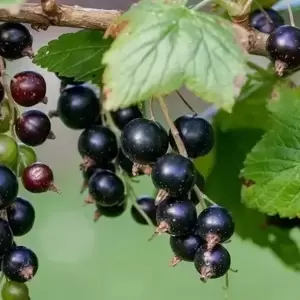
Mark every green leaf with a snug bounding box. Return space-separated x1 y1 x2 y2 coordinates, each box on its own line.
102 0 247 112
33 30 113 84
205 128 300 271
241 87 300 218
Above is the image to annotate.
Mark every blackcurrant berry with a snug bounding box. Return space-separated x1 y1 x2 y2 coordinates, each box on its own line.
169 233 204 265
95 202 126 220
1 281 30 300
0 134 19 171
7 197 35 237
15 110 55 147
266 25 300 70
169 115 214 158
57 86 100 129
22 162 60 194
0 218 13 256
88 170 125 207
156 197 197 236
0 165 18 209
249 8 284 34
0 22 33 60
194 244 231 281
131 196 157 225
121 118 169 164
196 171 205 191
151 153 196 196
55 73 84 86
111 106 143 130
78 125 118 166
82 162 115 182
3 246 38 283
17 144 37 177
10 71 47 107
197 206 235 249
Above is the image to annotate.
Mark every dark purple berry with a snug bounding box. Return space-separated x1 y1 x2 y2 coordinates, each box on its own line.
250 8 284 34
0 165 18 209
131 196 157 225
82 162 115 182
57 86 100 129
111 106 143 130
116 149 135 176
169 115 214 158
10 71 47 107
7 197 35 237
15 110 54 147
0 22 33 60
0 218 13 256
121 118 169 164
2 246 38 283
96 202 126 219
194 244 231 281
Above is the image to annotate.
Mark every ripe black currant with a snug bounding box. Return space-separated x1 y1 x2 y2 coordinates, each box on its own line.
78 125 118 167
197 206 235 250
194 244 231 282
57 86 100 129
3 246 38 283
88 170 125 207
131 196 157 225
15 110 55 147
11 71 47 107
0 165 19 209
151 153 196 196
169 233 205 266
249 8 284 34
55 73 84 86
0 22 33 60
7 197 35 237
111 106 143 130
121 118 169 164
169 115 214 158
0 218 13 256
1 281 30 300
95 202 126 221
22 162 60 194
156 196 197 236
266 25 300 70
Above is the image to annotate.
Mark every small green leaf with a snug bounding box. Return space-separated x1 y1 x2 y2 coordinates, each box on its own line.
102 0 246 112
33 30 113 84
241 87 300 218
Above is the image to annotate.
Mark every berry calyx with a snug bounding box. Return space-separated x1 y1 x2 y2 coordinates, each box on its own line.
121 118 169 164
15 110 55 147
94 202 127 221
21 162 60 194
0 165 19 209
151 153 196 200
2 246 39 283
0 218 13 256
78 125 118 168
57 86 101 129
197 206 235 250
169 233 204 266
131 196 157 225
0 22 33 60
194 244 231 282
169 115 214 158
10 71 47 107
87 170 125 207
155 196 197 236
1 281 30 300
111 106 143 130
7 197 35 237
249 8 284 34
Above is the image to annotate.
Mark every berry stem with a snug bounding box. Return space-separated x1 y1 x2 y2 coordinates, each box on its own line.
193 185 207 211
149 98 155 121
286 1 295 27
176 90 197 115
223 272 229 300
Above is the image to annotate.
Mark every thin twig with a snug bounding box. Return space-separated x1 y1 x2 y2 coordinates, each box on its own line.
176 90 197 115
193 185 206 211
286 1 295 26
149 98 155 121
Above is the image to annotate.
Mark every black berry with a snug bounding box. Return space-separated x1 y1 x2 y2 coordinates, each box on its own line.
82 162 115 182
57 86 100 129
131 196 157 225
250 8 284 34
156 196 197 236
121 118 169 164
88 170 125 207
111 106 143 130
1 281 30 300
7 197 35 237
96 202 126 219
3 246 38 283
197 206 235 249
194 244 231 281
11 71 47 107
151 153 196 196
0 218 13 256
0 22 33 60
0 165 18 209
169 115 214 158
116 149 135 176
15 110 54 147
